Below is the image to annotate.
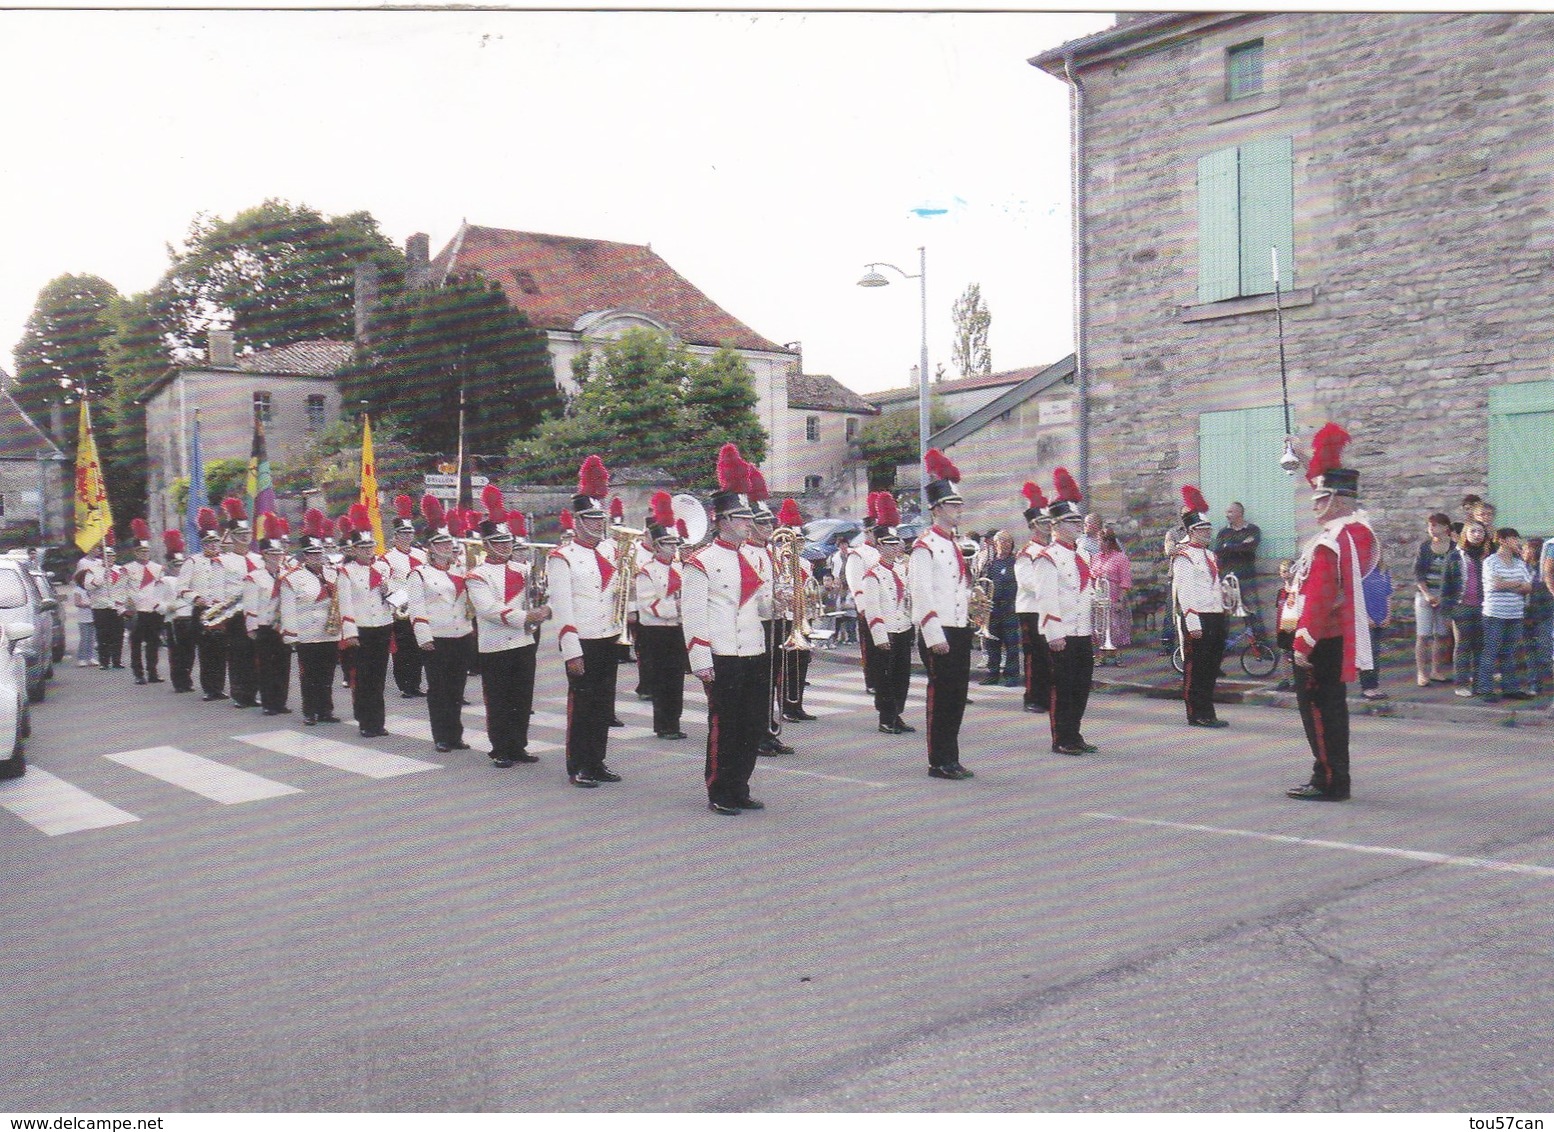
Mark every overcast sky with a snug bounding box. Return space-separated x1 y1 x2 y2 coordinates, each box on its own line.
0 8 1113 395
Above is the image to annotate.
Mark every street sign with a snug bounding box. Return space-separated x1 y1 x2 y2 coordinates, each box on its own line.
423 474 489 488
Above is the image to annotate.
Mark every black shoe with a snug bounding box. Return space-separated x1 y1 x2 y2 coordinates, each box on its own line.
949 763 975 779
1189 718 1229 728
359 727 389 737
636 690 652 700
758 739 793 755
511 752 540 763
490 756 515 768
708 799 740 815
928 765 964 780
608 717 625 728
201 692 228 702
736 797 765 810
1024 703 1048 713
977 674 1001 686
592 767 622 783
315 715 341 724
893 718 916 733
1505 690 1536 701
110 663 124 669
435 743 451 753
1053 744 1087 756
1287 783 1348 801
401 689 425 698
133 676 146 685
782 710 817 722
233 701 255 709
304 715 318 726
147 676 164 684
879 721 904 734
656 730 688 740
1075 741 1099 753
571 774 600 788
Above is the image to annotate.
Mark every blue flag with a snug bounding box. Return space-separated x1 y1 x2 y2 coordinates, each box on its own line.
186 411 208 548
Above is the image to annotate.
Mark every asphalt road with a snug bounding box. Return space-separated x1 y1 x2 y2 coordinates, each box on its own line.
3 648 1553 1112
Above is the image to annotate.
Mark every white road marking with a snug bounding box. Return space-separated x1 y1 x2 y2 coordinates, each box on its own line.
1086 812 1554 880
235 732 442 779
106 746 302 804
527 709 656 740
0 769 140 835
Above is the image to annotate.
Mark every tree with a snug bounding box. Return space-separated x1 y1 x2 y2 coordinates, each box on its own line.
856 402 954 489
951 283 992 378
11 274 120 429
102 289 178 527
272 415 427 519
509 328 767 488
340 274 559 457
164 199 404 358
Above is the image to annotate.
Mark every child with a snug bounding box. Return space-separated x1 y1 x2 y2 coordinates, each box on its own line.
1274 559 1296 691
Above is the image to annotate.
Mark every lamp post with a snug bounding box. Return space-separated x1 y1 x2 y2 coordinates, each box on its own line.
858 246 930 516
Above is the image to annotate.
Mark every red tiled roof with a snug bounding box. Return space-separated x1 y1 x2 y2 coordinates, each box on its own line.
429 224 787 354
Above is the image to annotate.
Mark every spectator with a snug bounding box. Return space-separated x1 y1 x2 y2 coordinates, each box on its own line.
1518 536 1551 696
1412 511 1454 686
978 531 1021 687
72 574 96 667
1214 501 1263 632
1358 552 1395 700
1079 513 1102 561
1476 527 1535 701
1440 520 1489 697
1092 527 1134 664
1273 559 1297 691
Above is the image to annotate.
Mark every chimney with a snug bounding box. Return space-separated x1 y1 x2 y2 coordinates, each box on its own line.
354 261 380 345
209 329 236 368
406 233 430 288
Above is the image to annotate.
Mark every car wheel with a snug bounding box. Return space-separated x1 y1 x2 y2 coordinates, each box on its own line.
0 729 23 779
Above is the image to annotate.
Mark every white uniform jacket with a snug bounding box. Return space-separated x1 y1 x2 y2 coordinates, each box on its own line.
860 559 912 646
1031 541 1094 644
181 552 229 608
1170 544 1224 634
408 562 473 647
220 551 262 606
681 538 768 673
1014 540 1046 615
634 557 682 627
78 559 122 611
545 540 623 662
466 558 539 653
279 564 340 645
908 526 971 651
119 560 164 614
382 545 425 618
845 543 881 609
244 569 282 633
158 565 194 619
337 558 396 642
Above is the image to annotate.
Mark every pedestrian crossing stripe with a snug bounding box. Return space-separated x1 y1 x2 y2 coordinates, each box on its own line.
106 746 303 804
526 709 657 741
235 732 442 779
0 769 140 836
382 712 562 755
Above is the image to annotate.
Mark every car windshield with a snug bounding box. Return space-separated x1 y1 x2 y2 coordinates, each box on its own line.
0 571 28 609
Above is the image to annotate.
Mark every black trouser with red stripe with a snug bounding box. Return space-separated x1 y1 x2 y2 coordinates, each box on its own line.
918 625 973 769
874 629 914 725
705 654 766 806
195 612 227 695
350 624 392 733
1048 635 1094 749
859 630 880 693
93 607 124 668
424 633 474 747
253 626 290 711
225 614 258 706
776 618 812 712
129 611 164 680
480 642 537 761
1019 613 1051 711
635 624 686 735
168 616 197 692
1295 636 1350 796
295 641 338 722
565 636 619 778
391 617 423 696
1180 611 1228 722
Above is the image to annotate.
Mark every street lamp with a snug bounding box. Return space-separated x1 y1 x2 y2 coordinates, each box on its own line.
858 246 930 516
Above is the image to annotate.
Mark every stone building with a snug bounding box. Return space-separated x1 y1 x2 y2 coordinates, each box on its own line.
786 372 878 520
141 334 350 536
0 380 69 546
1031 12 1554 573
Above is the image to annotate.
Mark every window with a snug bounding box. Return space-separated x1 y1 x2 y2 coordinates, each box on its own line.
844 417 858 442
252 390 272 425
1197 136 1293 304
805 415 820 442
804 474 823 494
306 394 328 432
1226 39 1264 100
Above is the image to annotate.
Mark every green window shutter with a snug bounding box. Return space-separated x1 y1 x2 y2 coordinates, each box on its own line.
1238 136 1294 297
1198 406 1296 563
1489 382 1554 532
1197 148 1241 304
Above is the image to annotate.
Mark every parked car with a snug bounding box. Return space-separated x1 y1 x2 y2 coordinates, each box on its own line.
6 553 67 666
0 619 33 779
0 558 56 702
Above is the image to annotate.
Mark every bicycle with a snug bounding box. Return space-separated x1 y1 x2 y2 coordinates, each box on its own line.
1171 614 1280 678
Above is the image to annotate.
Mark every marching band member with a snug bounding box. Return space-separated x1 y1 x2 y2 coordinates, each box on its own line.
634 492 689 741
682 444 767 815
1286 423 1377 802
79 532 125 670
860 493 914 734
1032 468 1097 756
122 519 165 684
546 456 625 787
409 496 475 754
1015 482 1054 715
846 493 884 696
384 495 427 699
244 515 292 716
909 450 976 780
338 504 395 738
158 529 197 694
280 509 341 726
744 469 791 756
467 486 551 769
183 508 229 699
1172 486 1229 728
218 498 262 709
775 498 818 723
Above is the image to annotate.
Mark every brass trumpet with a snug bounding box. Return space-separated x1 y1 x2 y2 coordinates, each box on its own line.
200 597 240 628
